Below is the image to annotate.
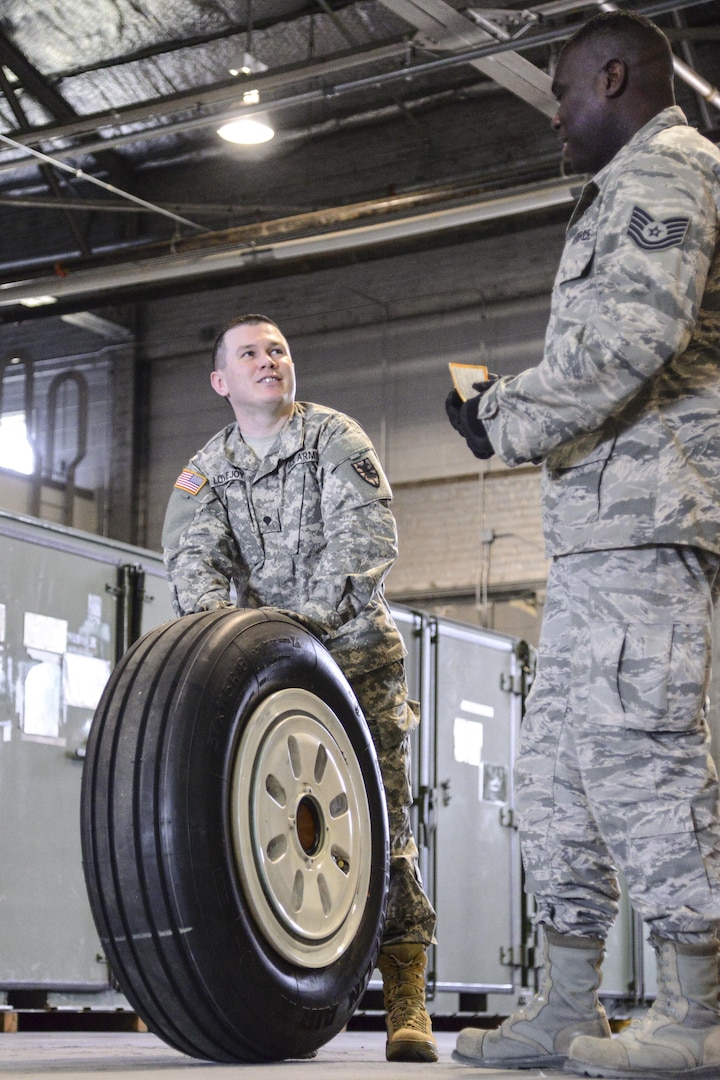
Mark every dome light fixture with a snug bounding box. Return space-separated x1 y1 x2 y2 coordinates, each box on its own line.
218 86 274 145
218 116 274 144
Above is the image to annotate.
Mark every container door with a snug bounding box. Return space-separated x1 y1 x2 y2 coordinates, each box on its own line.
0 513 173 991
430 617 529 999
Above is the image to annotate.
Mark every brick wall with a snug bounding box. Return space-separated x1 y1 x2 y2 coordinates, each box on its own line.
390 462 548 597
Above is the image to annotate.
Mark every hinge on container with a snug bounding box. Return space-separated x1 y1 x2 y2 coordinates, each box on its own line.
500 944 539 969
414 785 438 842
500 672 524 695
499 806 515 828
500 945 525 968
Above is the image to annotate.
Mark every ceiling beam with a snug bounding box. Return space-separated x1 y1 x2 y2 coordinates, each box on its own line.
0 27 137 193
0 176 579 314
377 0 556 115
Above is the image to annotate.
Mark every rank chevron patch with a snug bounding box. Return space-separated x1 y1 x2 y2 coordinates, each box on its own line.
626 205 690 251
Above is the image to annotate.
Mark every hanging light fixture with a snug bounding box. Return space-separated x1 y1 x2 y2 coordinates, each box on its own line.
218 89 275 144
217 116 274 144
219 6 275 146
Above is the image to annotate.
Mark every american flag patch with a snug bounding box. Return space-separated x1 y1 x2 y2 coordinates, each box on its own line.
174 468 207 495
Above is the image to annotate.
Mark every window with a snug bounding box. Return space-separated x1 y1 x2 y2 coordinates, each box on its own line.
0 412 35 475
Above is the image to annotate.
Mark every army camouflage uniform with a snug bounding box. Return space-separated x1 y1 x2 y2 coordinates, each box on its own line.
162 400 436 947
477 106 720 943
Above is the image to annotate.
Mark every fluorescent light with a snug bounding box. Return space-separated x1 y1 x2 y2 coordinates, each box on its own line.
218 116 274 144
19 295 57 307
61 311 133 340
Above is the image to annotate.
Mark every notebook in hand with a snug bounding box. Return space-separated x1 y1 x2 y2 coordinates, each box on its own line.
448 362 489 402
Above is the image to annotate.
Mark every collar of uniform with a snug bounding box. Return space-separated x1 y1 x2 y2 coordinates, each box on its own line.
223 403 304 466
592 105 688 189
567 180 600 229
224 423 259 468
270 402 305 460
226 403 307 481
567 106 689 231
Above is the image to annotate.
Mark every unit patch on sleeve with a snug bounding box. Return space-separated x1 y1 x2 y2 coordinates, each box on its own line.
174 468 208 495
626 205 690 251
352 457 380 487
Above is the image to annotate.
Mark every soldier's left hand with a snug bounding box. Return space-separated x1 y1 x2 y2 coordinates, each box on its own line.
459 402 495 459
445 387 495 459
445 388 465 433
471 372 499 395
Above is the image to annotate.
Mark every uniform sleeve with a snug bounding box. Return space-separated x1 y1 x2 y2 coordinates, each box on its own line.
161 471 240 617
479 144 719 466
301 425 398 634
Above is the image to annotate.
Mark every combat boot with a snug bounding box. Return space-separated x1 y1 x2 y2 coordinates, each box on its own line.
377 943 438 1062
453 930 611 1069
566 934 720 1078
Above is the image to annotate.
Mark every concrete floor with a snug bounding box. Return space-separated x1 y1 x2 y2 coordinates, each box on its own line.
0 1029 571 1079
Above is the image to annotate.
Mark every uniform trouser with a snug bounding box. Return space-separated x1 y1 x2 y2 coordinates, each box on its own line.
517 545 720 944
346 659 437 947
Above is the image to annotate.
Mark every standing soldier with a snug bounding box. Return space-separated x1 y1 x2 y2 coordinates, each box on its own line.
447 11 720 1078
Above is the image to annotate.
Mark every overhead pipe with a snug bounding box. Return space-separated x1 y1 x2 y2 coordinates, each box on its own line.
672 54 720 110
0 130 205 231
0 177 580 309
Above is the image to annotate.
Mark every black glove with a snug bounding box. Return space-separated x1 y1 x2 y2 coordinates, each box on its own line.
445 388 465 434
445 388 495 460
460 401 495 459
471 375 499 395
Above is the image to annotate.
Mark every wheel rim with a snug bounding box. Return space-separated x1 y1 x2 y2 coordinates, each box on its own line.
230 687 374 968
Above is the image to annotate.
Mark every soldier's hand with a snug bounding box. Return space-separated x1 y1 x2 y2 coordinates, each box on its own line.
445 388 465 433
471 372 499 395
274 608 328 640
461 410 495 459
446 387 496 460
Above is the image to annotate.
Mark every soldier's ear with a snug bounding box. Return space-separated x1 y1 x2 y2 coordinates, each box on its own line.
603 57 627 98
211 369 229 398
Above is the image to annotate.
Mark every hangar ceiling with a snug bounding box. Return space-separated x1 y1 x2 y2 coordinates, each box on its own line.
0 0 718 321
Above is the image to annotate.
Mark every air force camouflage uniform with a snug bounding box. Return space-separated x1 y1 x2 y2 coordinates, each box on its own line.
162 400 436 946
477 107 720 942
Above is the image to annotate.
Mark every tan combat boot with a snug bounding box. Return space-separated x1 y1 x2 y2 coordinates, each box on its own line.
454 930 611 1069
567 935 720 1078
377 943 438 1062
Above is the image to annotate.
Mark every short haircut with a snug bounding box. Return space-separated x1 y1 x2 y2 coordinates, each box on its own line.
562 10 673 81
212 314 284 369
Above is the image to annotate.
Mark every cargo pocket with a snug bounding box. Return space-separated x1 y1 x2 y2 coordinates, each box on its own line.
626 800 712 906
545 434 614 527
587 591 708 731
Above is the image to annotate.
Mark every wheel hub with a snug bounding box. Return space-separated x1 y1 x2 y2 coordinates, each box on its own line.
230 687 373 968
